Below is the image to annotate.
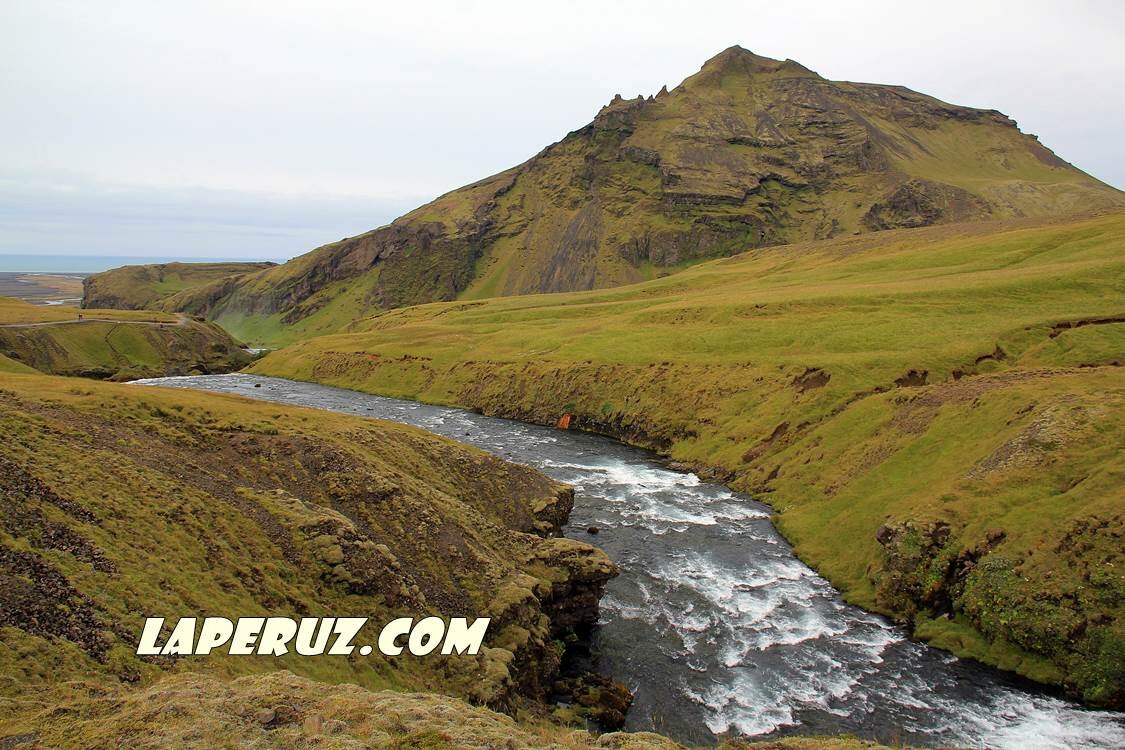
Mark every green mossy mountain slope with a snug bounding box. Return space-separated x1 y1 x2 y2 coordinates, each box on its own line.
147 46 1121 345
250 211 1125 705
81 261 275 311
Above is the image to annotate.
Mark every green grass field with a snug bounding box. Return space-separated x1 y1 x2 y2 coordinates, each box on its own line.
0 297 251 379
251 211 1125 704
0 297 186 325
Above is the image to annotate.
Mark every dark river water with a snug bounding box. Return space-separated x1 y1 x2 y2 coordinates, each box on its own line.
135 374 1125 749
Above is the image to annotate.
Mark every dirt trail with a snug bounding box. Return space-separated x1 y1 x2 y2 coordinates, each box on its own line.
0 313 191 329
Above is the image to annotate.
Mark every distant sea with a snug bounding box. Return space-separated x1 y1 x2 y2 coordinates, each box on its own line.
0 254 287 273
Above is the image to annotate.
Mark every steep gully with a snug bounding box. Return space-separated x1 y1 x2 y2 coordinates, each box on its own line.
136 374 1124 749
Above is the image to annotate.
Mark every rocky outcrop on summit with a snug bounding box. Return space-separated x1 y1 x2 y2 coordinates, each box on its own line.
136 46 1123 341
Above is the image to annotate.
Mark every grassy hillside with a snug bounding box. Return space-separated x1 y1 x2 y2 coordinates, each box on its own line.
0 297 252 379
0 373 604 719
81 261 275 311
142 47 1121 346
251 211 1125 705
0 352 37 374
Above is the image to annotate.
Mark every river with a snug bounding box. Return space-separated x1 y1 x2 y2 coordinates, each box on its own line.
134 374 1125 749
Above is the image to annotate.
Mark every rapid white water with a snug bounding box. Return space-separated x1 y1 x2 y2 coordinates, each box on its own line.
135 374 1125 748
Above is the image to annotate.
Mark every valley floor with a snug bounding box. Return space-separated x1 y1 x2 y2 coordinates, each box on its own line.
248 211 1125 707
3 211 1122 747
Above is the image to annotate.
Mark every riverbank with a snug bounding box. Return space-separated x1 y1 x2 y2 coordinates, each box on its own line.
0 373 617 720
246 212 1125 706
141 373 1125 748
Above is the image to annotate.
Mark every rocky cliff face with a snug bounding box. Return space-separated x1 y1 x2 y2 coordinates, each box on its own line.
144 46 1122 343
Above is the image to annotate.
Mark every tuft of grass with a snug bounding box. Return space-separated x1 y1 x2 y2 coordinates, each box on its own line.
0 669 906 750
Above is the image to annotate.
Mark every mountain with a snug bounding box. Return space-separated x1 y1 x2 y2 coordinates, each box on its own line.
81 261 275 310
113 46 1122 345
250 211 1125 706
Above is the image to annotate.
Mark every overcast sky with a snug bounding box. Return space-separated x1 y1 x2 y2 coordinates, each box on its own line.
2 0 1123 264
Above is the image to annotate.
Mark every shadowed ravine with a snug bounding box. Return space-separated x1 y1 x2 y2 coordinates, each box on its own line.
135 374 1125 749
